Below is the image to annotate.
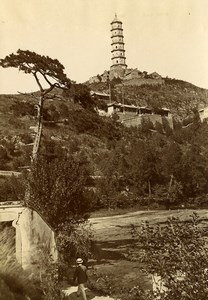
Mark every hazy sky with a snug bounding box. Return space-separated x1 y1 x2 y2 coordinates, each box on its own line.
0 0 208 94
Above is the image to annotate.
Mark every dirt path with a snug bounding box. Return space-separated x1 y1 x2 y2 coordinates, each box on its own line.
90 209 208 241
62 286 117 300
62 209 208 300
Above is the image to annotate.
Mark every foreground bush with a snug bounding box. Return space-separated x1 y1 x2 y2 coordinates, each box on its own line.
130 212 208 300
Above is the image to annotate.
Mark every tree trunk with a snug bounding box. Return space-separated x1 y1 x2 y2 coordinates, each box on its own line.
166 174 174 210
148 180 151 209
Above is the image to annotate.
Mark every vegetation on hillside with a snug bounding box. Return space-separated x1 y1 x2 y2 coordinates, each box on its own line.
88 77 208 118
1 80 208 209
24 100 208 211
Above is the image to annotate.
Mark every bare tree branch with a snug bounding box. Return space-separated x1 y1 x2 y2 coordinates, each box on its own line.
33 72 43 92
17 91 39 100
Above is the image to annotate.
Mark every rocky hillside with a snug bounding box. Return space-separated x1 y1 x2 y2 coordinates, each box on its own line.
0 87 121 172
0 76 207 173
1 77 208 207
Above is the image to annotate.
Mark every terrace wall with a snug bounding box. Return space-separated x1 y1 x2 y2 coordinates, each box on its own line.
122 77 164 86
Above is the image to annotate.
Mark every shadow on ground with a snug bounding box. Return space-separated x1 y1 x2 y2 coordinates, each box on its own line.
91 239 137 263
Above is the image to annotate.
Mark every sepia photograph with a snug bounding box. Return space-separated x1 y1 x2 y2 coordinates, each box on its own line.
0 0 208 299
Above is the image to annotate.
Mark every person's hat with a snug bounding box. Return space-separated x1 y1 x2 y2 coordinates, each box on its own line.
76 258 83 264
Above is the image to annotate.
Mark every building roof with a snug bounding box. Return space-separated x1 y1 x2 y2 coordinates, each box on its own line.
107 103 170 113
90 91 110 97
120 104 138 109
149 72 160 76
161 107 170 112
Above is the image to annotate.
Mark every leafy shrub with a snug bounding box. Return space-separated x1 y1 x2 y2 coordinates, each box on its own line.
87 269 113 296
27 154 93 227
43 104 60 122
0 145 8 159
131 213 208 300
117 286 154 300
63 83 95 110
19 133 34 144
57 221 93 268
68 109 123 143
10 100 35 117
58 102 69 119
0 175 25 202
8 117 26 129
88 269 153 300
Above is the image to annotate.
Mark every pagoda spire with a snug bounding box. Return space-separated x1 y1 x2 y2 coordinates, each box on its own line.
110 14 127 70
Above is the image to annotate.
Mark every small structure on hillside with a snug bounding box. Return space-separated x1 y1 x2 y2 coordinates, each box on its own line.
148 72 161 79
198 106 208 122
97 102 173 128
124 68 144 80
100 102 170 117
90 90 110 102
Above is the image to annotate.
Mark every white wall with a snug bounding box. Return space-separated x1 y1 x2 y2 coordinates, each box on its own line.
0 205 57 269
15 208 58 268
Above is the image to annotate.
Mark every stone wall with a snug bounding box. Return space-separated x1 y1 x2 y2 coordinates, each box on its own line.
89 76 100 84
118 114 173 129
122 77 164 86
109 66 126 80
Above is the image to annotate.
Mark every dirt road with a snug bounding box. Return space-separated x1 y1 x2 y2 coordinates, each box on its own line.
90 209 208 241
62 286 116 300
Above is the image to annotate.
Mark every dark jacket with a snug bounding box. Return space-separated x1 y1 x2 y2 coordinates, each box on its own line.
73 264 88 284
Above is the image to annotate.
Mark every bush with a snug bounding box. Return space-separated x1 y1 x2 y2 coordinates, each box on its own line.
26 154 93 228
43 104 60 122
87 269 113 296
0 175 25 202
26 153 94 281
131 213 208 299
57 221 93 268
20 133 34 144
68 109 123 143
8 118 26 129
88 268 153 300
10 101 35 117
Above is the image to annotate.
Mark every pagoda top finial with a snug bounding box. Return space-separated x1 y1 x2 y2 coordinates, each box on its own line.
111 13 122 24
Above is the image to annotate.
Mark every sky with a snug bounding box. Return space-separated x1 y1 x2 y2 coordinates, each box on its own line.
0 0 208 94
